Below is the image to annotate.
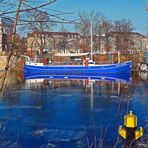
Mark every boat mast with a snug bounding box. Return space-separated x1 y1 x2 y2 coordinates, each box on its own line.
90 21 93 60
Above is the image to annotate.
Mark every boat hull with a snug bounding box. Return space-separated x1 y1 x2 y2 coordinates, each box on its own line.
24 61 132 79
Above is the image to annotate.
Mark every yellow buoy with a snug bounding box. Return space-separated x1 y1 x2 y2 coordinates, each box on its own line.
124 111 137 128
118 111 143 141
118 126 126 139
135 127 143 140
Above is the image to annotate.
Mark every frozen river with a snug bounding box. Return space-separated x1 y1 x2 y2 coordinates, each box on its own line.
0 73 147 147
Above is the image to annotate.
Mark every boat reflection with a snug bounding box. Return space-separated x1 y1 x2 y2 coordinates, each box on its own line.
25 74 131 89
81 77 132 111
25 74 132 112
25 73 131 82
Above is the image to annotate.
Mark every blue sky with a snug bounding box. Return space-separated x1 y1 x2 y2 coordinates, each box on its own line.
50 0 148 34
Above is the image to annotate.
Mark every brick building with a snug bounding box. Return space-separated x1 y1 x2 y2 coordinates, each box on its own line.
109 32 148 53
27 31 82 55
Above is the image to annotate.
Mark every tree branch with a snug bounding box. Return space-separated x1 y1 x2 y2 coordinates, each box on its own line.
0 0 58 15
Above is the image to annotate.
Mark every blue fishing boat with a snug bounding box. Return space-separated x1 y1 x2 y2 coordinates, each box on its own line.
24 59 132 79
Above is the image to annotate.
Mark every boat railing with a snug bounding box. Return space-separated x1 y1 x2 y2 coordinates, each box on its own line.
25 55 124 66
28 56 84 65
51 61 83 65
95 61 114 64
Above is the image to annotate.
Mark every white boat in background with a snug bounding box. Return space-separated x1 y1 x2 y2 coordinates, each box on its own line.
139 62 148 72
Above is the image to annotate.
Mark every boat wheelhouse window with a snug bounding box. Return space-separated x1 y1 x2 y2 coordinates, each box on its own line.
74 58 81 61
88 60 95 64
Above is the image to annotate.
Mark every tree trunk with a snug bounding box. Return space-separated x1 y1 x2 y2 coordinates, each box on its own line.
0 0 23 91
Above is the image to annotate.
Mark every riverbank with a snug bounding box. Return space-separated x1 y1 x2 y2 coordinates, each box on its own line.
0 55 24 90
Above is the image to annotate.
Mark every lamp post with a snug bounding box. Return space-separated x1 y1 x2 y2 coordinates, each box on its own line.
90 21 93 60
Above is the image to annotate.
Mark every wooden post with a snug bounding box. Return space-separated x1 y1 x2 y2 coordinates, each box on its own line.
118 51 120 63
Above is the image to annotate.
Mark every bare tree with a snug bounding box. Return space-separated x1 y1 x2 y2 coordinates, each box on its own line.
75 11 112 52
22 9 56 56
112 19 134 53
57 25 68 53
0 0 59 16
101 20 113 52
141 0 148 29
140 0 148 11
75 11 90 51
22 10 55 32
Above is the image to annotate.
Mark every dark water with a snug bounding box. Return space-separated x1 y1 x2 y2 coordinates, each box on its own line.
0 73 147 148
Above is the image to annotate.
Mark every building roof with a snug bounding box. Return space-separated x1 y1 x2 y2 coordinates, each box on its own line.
55 52 89 57
28 31 81 37
109 31 146 38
